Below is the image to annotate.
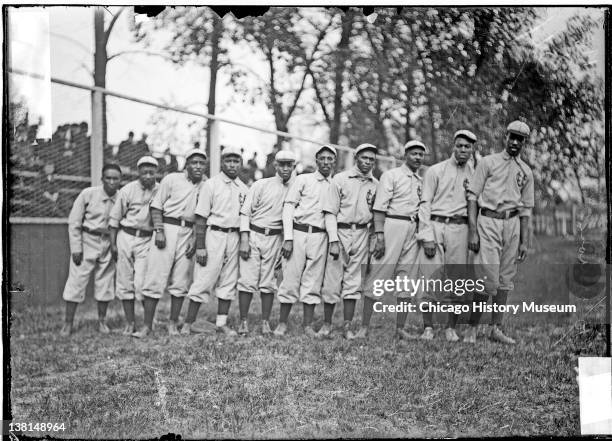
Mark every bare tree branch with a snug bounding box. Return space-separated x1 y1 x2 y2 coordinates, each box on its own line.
307 65 332 126
284 19 333 124
107 49 175 63
104 7 125 45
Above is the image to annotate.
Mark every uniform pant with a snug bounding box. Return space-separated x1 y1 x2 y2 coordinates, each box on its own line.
277 229 328 305
321 227 369 303
115 229 151 301
62 232 115 303
474 215 520 296
187 228 240 303
417 222 471 302
363 217 419 299
238 231 283 294
141 224 194 299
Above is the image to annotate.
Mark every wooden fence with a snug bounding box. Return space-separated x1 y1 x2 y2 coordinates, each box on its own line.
532 205 607 237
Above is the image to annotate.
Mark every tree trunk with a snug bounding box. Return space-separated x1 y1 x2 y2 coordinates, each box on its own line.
266 48 285 149
330 10 353 144
93 8 107 147
427 98 438 162
205 14 222 159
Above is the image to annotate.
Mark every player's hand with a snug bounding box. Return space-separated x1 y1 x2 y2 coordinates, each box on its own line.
72 252 83 266
468 229 480 253
329 241 340 261
110 245 118 262
185 238 197 259
281 240 293 260
517 242 528 262
423 241 436 258
155 230 166 249
196 248 208 266
239 241 251 260
373 234 385 260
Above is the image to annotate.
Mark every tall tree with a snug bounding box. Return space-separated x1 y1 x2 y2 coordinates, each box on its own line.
232 7 333 148
131 6 229 158
94 7 125 148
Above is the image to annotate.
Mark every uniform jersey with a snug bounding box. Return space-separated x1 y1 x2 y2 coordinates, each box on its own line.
108 180 159 231
68 186 117 253
194 172 248 228
467 151 534 216
240 174 292 231
151 171 204 221
373 164 422 217
417 156 474 243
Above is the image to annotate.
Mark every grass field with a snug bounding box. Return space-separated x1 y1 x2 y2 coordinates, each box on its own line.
8 236 608 438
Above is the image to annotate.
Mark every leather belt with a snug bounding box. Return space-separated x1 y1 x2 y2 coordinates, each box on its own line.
431 215 468 225
250 223 282 236
209 225 239 233
386 214 418 222
120 225 153 238
293 222 326 234
82 226 109 237
162 216 194 228
480 208 519 220
337 222 368 230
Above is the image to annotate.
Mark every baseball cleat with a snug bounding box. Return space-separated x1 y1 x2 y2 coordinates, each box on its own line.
273 322 288 337
261 320 272 335
304 325 318 338
395 328 414 341
317 323 333 338
59 324 72 337
463 326 477 344
489 325 516 345
216 325 238 337
98 321 111 334
132 326 152 339
180 323 192 335
122 323 136 335
167 322 180 336
445 328 460 342
238 320 249 336
420 327 435 340
354 326 369 340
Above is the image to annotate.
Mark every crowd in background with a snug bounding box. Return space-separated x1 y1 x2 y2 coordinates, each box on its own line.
9 122 273 218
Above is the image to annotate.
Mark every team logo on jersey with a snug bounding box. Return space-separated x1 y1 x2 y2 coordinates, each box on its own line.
366 189 375 211
463 178 470 191
239 193 246 208
516 171 526 188
417 185 422 201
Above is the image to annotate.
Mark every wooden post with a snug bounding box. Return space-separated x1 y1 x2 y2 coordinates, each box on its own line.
209 118 220 177
90 89 104 185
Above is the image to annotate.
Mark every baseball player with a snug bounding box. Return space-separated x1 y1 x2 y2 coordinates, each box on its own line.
237 150 296 336
183 146 248 336
358 141 426 340
274 145 336 337
416 130 476 342
132 149 207 338
318 143 379 339
60 163 122 337
109 156 159 335
464 120 534 344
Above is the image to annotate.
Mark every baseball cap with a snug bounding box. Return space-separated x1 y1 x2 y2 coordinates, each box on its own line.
506 121 530 137
275 150 296 162
453 129 477 143
221 145 242 158
136 156 159 168
355 143 378 155
185 148 207 161
315 144 337 157
404 140 428 154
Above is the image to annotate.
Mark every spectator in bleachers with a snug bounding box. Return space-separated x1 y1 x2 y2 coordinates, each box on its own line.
39 162 62 216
